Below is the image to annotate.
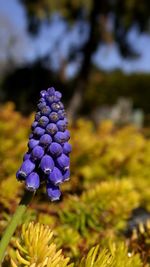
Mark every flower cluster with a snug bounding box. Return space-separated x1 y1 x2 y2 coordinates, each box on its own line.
16 87 71 201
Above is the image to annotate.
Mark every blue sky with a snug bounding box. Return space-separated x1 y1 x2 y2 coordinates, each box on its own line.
0 0 150 79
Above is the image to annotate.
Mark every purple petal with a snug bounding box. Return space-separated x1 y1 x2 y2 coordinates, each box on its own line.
39 97 45 103
63 169 70 181
57 110 66 120
64 130 70 141
41 106 51 115
16 169 25 181
31 145 44 160
23 152 31 161
29 133 33 139
48 142 62 157
19 159 35 178
56 120 67 132
48 167 63 185
28 139 39 150
51 102 61 112
47 87 55 95
46 182 61 201
34 127 45 136
46 95 55 103
49 112 59 122
26 172 40 191
38 116 49 127
46 123 58 135
54 131 68 144
56 154 70 170
55 91 62 99
37 102 46 110
40 90 47 98
40 134 52 146
57 101 64 109
35 112 41 121
31 121 38 130
63 142 72 154
40 155 54 174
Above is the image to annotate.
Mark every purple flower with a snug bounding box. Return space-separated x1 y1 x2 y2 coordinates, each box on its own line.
48 167 63 185
57 120 67 132
41 105 51 115
49 112 59 122
31 145 44 160
38 116 49 127
34 127 45 136
54 132 68 144
56 154 70 170
31 121 38 129
35 112 41 121
51 102 61 111
63 169 70 181
28 139 39 150
46 123 58 135
48 142 62 157
25 172 40 191
40 134 52 146
18 159 35 178
63 142 72 154
16 87 71 200
46 182 61 201
40 155 54 174
23 153 30 161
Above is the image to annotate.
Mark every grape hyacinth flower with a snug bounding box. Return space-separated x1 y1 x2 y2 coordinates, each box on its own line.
16 87 71 201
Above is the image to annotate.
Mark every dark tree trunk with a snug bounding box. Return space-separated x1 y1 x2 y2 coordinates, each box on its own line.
67 0 105 120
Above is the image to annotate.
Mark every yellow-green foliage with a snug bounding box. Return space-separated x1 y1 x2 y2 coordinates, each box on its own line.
1 103 150 266
79 243 142 267
10 222 142 267
11 222 73 267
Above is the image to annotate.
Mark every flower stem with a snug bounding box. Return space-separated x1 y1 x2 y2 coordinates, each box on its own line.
0 190 34 264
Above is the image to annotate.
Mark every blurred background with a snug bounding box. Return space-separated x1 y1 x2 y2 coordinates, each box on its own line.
1 2 150 264
0 0 150 125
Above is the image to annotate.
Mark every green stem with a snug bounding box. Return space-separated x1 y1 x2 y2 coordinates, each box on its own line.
0 190 34 264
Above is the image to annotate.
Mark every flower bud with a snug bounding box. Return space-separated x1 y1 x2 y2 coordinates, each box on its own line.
46 123 58 135
26 172 40 191
48 167 63 185
63 169 70 181
47 87 55 95
56 154 70 170
48 142 62 157
18 159 35 178
64 130 70 141
38 116 49 127
56 120 67 131
37 102 46 110
35 112 41 121
34 127 45 136
31 121 38 129
46 182 61 201
58 110 66 119
54 132 67 144
28 139 39 150
23 152 31 161
63 142 72 154
40 155 54 174
55 91 62 99
31 145 44 160
41 106 51 115
51 102 61 112
39 134 52 146
40 90 47 97
49 112 59 122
